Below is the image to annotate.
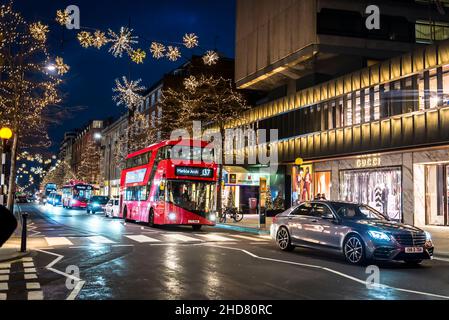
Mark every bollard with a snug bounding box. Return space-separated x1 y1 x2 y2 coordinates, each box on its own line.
20 212 28 253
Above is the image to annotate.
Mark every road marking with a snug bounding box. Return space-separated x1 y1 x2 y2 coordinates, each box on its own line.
196 234 235 242
23 262 35 268
229 234 269 242
0 275 9 281
35 249 86 301
27 291 44 300
45 237 74 246
0 270 9 274
163 234 202 242
22 257 33 262
206 244 449 300
112 244 134 247
0 293 6 300
0 263 11 269
26 282 41 290
24 274 38 280
0 283 8 290
125 235 161 243
434 257 449 262
258 235 272 240
24 268 37 273
87 236 115 244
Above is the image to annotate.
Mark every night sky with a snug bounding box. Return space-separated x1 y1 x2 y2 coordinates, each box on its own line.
14 0 236 153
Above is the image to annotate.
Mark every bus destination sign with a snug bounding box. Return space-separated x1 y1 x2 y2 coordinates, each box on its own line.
175 166 214 178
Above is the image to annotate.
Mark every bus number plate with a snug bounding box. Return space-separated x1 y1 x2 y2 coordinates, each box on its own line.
188 220 200 224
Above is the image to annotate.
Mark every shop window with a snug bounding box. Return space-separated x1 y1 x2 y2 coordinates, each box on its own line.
339 167 402 221
314 171 331 200
429 68 439 109
373 86 380 120
443 65 449 106
345 94 353 126
415 20 449 43
418 73 426 110
354 91 361 125
363 89 371 123
292 165 313 205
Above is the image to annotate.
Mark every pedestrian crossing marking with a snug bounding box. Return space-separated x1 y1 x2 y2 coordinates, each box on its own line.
0 283 8 291
0 270 9 274
24 274 38 280
45 237 74 246
87 236 116 244
0 275 9 281
23 262 34 268
197 234 235 242
163 234 202 242
228 234 269 242
0 293 6 300
27 291 43 300
24 268 36 273
0 263 11 269
26 282 41 290
125 235 160 243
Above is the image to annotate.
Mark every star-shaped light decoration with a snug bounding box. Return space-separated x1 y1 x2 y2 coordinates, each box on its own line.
77 31 93 48
55 56 70 75
29 22 49 42
55 9 70 26
203 50 219 66
150 42 165 59
130 48 146 64
108 27 138 58
92 30 108 49
113 76 146 108
166 46 181 62
183 76 199 92
183 33 199 49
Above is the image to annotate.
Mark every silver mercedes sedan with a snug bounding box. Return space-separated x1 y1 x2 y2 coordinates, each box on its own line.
271 201 434 265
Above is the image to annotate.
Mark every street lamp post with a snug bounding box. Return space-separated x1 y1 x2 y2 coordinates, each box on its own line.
0 127 13 206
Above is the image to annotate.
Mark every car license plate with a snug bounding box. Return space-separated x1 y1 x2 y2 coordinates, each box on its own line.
188 220 200 224
405 247 424 254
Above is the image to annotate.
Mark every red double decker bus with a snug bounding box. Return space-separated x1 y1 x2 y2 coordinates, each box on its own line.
62 181 95 209
120 139 218 230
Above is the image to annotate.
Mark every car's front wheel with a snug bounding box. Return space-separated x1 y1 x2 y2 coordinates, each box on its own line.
276 227 294 252
344 234 365 265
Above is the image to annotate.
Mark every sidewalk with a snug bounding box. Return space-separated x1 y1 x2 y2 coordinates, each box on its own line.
215 214 272 234
422 226 449 258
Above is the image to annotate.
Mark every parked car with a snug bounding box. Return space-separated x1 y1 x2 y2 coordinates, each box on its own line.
87 196 110 214
105 198 120 218
271 201 434 265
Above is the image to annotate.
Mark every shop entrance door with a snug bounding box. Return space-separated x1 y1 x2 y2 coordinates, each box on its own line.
425 165 449 226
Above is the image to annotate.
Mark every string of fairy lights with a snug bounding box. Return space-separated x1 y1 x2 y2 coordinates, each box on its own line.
16 151 58 192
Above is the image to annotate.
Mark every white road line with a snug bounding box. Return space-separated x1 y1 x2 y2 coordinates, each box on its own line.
23 262 35 268
22 257 33 262
0 263 11 269
112 244 134 247
196 234 236 242
35 249 85 301
206 244 449 300
87 236 116 244
45 237 74 246
163 234 202 242
24 274 38 280
24 268 37 273
27 291 44 300
0 283 8 290
434 257 449 262
229 234 269 242
0 293 6 300
125 235 161 243
0 275 9 281
26 282 41 290
0 270 9 274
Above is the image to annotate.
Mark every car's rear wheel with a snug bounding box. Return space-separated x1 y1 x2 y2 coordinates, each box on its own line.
276 227 294 252
344 235 365 265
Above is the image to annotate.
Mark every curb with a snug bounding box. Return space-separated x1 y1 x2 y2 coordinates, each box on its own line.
214 223 270 235
0 248 29 263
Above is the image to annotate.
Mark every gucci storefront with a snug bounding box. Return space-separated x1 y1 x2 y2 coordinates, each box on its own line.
308 146 449 227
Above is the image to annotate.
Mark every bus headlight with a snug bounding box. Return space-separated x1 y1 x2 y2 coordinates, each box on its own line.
168 213 176 221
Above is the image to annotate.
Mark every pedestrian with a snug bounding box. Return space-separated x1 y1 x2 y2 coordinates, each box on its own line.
0 205 17 247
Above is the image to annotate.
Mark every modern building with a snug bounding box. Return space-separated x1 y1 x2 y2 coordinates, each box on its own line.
100 115 128 197
229 0 449 227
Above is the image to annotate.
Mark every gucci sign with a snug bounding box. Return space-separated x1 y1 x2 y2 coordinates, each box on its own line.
356 156 381 168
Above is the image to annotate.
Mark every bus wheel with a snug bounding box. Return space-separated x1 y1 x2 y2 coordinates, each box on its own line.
148 209 155 227
192 225 202 231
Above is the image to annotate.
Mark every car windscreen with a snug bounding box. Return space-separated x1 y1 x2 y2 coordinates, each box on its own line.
91 196 109 204
332 203 388 220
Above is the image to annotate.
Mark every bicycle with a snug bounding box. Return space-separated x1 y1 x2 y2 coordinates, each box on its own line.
219 207 244 223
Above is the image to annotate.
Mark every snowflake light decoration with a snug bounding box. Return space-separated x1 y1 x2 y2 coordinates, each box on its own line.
113 76 145 108
56 9 70 26
183 33 199 49
166 46 181 62
108 27 138 58
183 76 199 92
29 22 49 42
203 50 219 66
92 30 108 49
130 48 146 64
150 42 165 59
55 56 70 75
77 31 93 48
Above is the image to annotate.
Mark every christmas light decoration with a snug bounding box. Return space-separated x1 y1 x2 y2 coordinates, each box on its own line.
55 56 69 75
130 48 146 64
29 21 49 42
77 31 93 48
112 76 145 108
166 46 181 61
108 27 138 58
150 42 165 59
92 30 108 49
183 33 199 48
55 9 70 26
202 50 219 66
183 75 199 92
